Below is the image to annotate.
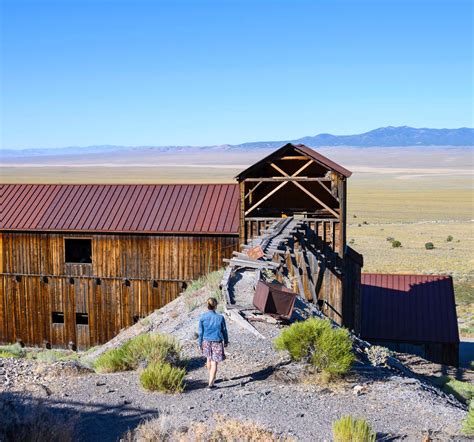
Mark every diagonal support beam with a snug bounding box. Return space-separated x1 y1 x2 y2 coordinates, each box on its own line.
271 161 339 218
244 160 314 216
245 181 288 215
292 181 339 218
316 181 339 202
245 181 263 200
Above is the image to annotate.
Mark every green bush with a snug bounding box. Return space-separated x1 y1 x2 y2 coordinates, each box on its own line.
0 343 26 358
274 318 354 376
140 362 186 393
442 378 474 404
94 333 181 373
332 415 376 442
446 235 454 242
391 240 402 248
462 403 474 436
94 348 129 373
425 242 435 250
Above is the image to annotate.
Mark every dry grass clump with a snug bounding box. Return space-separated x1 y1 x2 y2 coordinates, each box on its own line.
94 333 181 373
0 397 75 442
274 318 354 378
183 269 224 312
27 349 79 364
332 415 376 442
139 362 186 393
123 414 292 441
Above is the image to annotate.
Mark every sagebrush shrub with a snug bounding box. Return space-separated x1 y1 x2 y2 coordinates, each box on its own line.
425 242 435 250
94 333 181 373
0 343 26 358
446 235 453 242
94 348 129 373
274 318 354 376
332 415 376 442
391 240 402 248
140 362 186 393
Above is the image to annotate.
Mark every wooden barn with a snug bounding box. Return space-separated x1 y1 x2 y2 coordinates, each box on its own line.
235 143 363 328
0 184 240 349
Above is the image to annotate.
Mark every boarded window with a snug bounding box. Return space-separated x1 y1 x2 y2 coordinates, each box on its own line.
52 312 64 324
65 239 92 263
75 313 89 325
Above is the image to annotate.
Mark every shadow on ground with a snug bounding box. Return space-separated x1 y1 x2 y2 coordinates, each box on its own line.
0 391 157 442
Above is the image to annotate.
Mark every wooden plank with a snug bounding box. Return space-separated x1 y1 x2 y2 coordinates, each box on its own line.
244 177 332 182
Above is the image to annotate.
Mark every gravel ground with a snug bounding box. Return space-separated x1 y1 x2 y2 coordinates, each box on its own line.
0 280 470 441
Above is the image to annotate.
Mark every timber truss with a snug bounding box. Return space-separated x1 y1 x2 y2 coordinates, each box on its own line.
243 156 340 219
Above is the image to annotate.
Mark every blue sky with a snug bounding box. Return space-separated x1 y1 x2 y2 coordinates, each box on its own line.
1 0 472 149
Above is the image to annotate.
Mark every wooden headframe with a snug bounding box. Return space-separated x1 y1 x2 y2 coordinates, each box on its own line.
236 143 350 256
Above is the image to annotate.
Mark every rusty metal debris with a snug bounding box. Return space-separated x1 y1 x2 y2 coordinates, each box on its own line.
253 280 297 320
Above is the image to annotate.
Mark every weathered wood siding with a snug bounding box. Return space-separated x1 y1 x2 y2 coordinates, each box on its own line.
0 232 238 349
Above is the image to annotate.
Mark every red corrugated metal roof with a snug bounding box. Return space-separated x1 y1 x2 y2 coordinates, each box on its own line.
0 184 240 234
236 143 352 180
360 273 459 344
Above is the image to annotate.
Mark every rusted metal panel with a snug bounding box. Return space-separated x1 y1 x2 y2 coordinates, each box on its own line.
0 184 240 234
360 273 459 344
253 280 297 319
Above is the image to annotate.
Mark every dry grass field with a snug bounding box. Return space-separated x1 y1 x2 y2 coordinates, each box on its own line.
1 146 473 335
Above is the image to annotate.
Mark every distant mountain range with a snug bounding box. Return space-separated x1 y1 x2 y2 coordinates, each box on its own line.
2 126 473 157
237 126 474 148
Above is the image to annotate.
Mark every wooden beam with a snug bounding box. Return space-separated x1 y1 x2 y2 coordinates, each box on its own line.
244 181 288 216
245 161 314 216
269 160 340 219
316 181 339 202
245 181 263 200
291 181 340 218
270 160 313 178
244 177 331 182
280 156 308 160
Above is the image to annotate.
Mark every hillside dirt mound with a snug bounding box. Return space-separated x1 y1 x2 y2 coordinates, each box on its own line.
1 270 471 441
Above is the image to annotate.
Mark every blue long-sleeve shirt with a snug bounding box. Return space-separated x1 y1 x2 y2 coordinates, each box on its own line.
198 311 228 346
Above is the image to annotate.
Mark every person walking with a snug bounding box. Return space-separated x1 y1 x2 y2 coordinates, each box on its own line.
198 297 228 389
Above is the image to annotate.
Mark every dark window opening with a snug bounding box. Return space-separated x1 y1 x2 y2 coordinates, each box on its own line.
152 280 158 288
133 315 141 324
65 239 92 264
15 275 21 283
52 312 64 324
124 279 131 287
75 313 89 325
95 278 101 286
41 276 49 284
69 277 75 285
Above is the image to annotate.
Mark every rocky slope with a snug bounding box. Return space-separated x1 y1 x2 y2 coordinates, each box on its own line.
0 283 471 441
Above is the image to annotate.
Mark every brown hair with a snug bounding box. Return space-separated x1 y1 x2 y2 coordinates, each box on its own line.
207 297 218 310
